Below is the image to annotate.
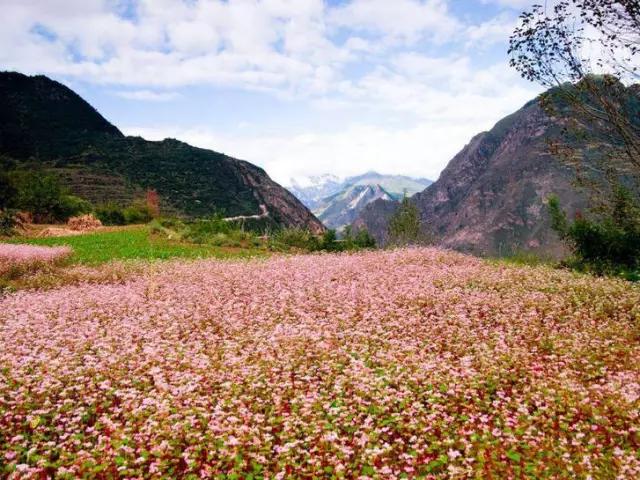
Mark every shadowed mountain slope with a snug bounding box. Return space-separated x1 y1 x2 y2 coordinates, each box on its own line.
0 71 324 233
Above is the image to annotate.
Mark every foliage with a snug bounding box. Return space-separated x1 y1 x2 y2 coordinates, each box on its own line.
342 225 376 250
145 189 160 218
13 227 264 265
320 229 339 251
8 171 91 222
548 190 640 276
388 195 421 246
182 215 233 243
0 173 17 209
0 210 16 236
509 1 640 183
509 1 639 86
270 228 319 251
94 203 126 226
123 202 154 225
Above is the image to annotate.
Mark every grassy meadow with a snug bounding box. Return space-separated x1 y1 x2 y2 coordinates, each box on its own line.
8 226 266 265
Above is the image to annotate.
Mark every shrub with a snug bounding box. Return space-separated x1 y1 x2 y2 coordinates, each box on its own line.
388 195 421 246
60 195 93 218
271 228 319 251
95 203 126 226
342 226 376 250
183 215 233 244
123 203 153 224
0 210 16 236
548 189 640 276
0 173 17 209
10 172 90 222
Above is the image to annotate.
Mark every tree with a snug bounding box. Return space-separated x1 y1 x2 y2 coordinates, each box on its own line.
10 172 90 223
509 1 640 180
0 173 17 209
388 194 421 246
146 189 160 218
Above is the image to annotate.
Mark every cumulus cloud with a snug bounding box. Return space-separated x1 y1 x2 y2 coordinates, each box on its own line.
113 89 181 101
1 0 542 181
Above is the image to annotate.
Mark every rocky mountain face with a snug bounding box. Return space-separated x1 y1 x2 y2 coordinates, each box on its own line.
353 85 639 256
288 174 342 210
290 171 431 230
0 71 324 233
315 184 395 230
352 197 400 245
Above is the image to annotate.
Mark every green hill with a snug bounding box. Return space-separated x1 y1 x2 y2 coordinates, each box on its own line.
0 72 324 232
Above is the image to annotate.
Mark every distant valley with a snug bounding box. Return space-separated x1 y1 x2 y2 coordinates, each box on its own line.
289 172 432 230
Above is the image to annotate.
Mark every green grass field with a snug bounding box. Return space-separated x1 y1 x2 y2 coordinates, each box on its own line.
9 226 266 265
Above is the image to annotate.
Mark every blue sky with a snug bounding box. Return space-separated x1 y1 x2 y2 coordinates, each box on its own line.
1 0 542 185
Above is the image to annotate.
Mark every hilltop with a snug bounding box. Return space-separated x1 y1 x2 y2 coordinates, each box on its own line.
0 72 324 233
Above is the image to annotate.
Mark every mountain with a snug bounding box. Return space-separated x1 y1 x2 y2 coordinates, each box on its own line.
353 82 640 256
344 171 432 197
0 71 324 233
315 184 395 230
288 174 342 210
290 171 431 230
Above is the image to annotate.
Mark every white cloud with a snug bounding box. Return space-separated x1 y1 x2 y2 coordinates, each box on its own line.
479 0 532 8
113 89 181 101
465 13 517 48
329 0 460 44
1 0 544 182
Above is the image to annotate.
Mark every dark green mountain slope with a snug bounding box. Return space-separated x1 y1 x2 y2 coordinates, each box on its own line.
0 72 324 232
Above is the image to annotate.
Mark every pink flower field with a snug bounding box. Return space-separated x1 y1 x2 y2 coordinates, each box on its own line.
0 244 72 276
0 248 639 479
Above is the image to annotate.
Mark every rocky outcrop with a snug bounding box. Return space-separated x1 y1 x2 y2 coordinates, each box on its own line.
354 84 639 256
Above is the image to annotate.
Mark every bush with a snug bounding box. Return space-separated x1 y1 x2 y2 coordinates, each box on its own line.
271 228 319 251
183 215 233 243
0 210 16 236
320 229 340 252
342 226 376 250
60 195 93 218
9 171 90 222
95 203 126 226
388 195 421 246
0 173 17 209
123 203 153 224
548 189 640 276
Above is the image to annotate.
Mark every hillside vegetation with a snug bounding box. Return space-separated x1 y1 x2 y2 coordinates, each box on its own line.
0 72 323 232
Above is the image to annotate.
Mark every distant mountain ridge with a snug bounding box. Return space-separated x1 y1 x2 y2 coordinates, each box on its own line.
290 171 432 230
0 71 324 233
353 82 640 255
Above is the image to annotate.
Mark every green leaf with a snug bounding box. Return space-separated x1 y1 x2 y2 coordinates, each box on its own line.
506 450 521 462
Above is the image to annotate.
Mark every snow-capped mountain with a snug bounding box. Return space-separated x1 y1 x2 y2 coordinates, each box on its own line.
315 184 395 230
288 174 341 210
288 171 432 230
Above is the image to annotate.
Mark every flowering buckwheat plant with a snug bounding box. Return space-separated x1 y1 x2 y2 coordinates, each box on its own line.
0 244 72 276
0 248 638 478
